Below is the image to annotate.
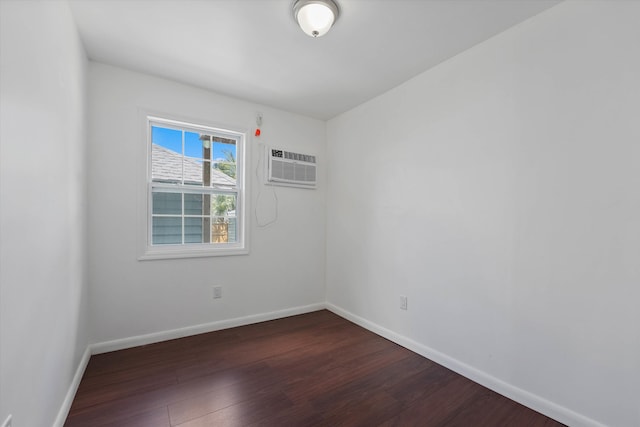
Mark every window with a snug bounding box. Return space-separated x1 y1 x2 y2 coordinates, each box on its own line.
141 116 247 259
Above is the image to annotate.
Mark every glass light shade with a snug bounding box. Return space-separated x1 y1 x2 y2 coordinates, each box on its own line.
294 0 338 37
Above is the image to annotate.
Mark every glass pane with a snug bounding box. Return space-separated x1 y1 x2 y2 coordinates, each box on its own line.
183 159 207 186
212 138 237 182
211 163 236 187
213 139 236 164
184 193 203 215
211 194 236 217
185 132 209 161
211 220 228 243
227 217 237 243
183 132 208 186
152 126 182 153
152 126 183 183
185 217 204 243
153 192 181 215
152 217 182 245
211 194 236 244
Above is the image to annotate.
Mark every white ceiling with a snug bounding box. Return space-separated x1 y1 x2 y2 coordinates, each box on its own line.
69 0 560 120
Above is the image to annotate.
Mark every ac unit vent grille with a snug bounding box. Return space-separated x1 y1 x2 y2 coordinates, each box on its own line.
283 151 316 163
267 148 316 188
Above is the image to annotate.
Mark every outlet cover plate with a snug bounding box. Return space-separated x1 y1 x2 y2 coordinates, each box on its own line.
400 295 408 310
213 286 222 299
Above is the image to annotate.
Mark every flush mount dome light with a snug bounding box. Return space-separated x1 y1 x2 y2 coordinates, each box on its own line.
293 0 339 38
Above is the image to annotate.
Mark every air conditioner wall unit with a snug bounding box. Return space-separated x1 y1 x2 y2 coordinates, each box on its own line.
266 147 317 189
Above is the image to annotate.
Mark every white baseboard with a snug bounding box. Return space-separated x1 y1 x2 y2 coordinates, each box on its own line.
91 302 326 354
52 346 91 427
325 302 605 427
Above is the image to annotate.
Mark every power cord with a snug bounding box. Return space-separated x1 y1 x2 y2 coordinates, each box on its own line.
254 142 278 227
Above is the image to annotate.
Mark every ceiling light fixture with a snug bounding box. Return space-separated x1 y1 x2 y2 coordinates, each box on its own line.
293 0 339 38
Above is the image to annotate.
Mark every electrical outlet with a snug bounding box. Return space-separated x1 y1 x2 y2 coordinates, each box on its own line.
213 286 222 299
2 414 12 427
400 295 408 310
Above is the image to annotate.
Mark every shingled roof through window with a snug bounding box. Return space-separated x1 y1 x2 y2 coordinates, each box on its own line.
152 144 236 187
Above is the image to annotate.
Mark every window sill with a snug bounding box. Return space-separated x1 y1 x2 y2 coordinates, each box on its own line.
138 244 249 260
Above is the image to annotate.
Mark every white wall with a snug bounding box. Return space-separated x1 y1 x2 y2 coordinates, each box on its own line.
326 2 640 427
0 1 89 426
87 63 326 345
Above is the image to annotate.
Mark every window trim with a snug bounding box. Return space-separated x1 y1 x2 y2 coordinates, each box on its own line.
138 113 249 260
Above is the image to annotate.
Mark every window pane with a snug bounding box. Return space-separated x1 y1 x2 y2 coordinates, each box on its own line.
152 126 183 183
152 217 182 244
183 132 208 186
185 217 204 243
153 192 181 215
215 162 236 176
211 221 227 243
227 217 237 243
185 132 208 160
152 126 182 153
182 159 206 186
212 139 236 164
211 164 236 187
210 194 237 244
212 138 237 184
184 193 203 215
211 194 236 217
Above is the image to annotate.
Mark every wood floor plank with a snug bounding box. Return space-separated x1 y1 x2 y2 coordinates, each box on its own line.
309 350 433 412
173 390 293 427
65 310 565 427
66 362 273 425
378 374 486 427
245 402 323 427
70 368 177 412
101 407 171 427
168 360 294 425
281 344 410 406
315 390 403 427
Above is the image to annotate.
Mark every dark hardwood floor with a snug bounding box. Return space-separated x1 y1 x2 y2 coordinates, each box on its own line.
65 310 564 426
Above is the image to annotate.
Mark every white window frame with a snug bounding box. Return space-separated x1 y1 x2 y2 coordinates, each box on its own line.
138 114 249 260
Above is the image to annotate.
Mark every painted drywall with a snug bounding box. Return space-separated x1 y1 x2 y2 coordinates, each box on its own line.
326 1 640 426
87 63 326 344
0 1 89 426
